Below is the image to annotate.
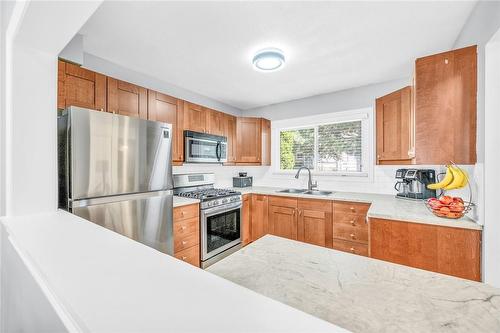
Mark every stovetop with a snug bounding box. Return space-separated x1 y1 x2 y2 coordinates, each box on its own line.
177 188 241 201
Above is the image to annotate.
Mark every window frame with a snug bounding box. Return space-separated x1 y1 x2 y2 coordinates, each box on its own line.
272 108 374 180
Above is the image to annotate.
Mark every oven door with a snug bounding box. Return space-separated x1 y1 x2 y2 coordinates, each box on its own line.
200 202 241 261
185 137 227 163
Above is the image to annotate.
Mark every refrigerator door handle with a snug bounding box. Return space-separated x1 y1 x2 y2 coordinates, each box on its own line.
70 190 173 208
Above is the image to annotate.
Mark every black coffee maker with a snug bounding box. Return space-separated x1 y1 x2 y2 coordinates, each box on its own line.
395 169 437 200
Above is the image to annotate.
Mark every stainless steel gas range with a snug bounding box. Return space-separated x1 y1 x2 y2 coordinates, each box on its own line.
173 173 242 268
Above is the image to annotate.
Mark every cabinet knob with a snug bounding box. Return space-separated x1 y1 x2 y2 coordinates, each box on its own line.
182 256 187 260
350 207 355 212
182 241 187 245
350 233 356 239
350 247 355 253
181 226 187 230
444 58 449 64
350 220 355 225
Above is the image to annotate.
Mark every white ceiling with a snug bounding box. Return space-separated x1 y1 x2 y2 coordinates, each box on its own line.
79 1 477 110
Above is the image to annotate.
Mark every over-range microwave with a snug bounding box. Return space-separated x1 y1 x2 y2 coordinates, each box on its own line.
184 130 227 163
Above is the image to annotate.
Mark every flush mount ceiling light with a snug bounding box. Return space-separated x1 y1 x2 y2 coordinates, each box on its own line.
252 48 285 72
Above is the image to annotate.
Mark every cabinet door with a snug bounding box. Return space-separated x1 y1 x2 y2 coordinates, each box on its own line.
415 45 477 164
148 90 184 162
250 195 268 242
261 118 271 166
298 199 333 248
223 114 237 164
376 86 413 164
184 102 206 133
268 196 298 240
107 77 147 119
242 194 251 246
206 109 224 136
57 60 106 112
236 117 262 163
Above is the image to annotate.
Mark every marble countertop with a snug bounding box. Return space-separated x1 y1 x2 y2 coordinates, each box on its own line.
208 235 500 333
232 186 481 230
1 211 341 332
173 196 200 208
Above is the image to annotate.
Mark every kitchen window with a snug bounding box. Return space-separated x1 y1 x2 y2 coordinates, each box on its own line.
274 109 372 178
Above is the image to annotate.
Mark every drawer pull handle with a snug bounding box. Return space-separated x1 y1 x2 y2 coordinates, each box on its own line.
350 220 355 225
350 247 355 252
181 211 185 217
350 207 355 212
182 256 187 260
350 233 356 239
181 226 187 230
182 241 187 245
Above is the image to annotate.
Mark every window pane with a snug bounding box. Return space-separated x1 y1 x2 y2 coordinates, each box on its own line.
318 121 362 172
280 128 315 170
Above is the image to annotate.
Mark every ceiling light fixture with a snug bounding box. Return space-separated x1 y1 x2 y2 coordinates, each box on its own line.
252 48 285 72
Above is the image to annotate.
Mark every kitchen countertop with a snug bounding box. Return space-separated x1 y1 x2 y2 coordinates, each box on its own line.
231 186 481 230
173 196 200 208
1 211 341 332
208 235 500 333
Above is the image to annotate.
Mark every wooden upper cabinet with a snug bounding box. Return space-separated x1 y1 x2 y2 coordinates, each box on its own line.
414 45 477 164
261 118 271 166
236 117 262 164
184 102 206 133
206 109 225 136
223 114 237 164
268 196 298 241
250 194 269 242
107 77 147 119
376 86 414 164
57 60 106 112
297 199 333 248
370 218 481 281
148 90 184 162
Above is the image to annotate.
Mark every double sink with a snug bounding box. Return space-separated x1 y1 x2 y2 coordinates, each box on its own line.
277 188 333 196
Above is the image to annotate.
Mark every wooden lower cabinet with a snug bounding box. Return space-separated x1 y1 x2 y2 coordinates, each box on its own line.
241 194 251 245
268 196 298 240
173 203 200 267
332 201 370 257
370 218 481 281
297 199 332 247
250 194 269 241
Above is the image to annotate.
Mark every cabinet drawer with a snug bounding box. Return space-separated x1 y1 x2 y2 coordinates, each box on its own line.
333 224 368 244
173 217 199 237
334 201 370 215
334 213 367 228
174 245 200 267
174 232 199 253
269 196 298 208
332 239 368 257
174 203 199 221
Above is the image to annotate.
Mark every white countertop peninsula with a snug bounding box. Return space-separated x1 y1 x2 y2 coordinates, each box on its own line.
1 211 342 332
208 235 500 333
231 186 481 230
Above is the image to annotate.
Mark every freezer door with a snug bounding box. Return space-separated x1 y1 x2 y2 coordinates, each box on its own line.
72 190 174 255
69 107 172 199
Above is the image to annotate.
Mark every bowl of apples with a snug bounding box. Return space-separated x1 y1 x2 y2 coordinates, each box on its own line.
425 196 472 219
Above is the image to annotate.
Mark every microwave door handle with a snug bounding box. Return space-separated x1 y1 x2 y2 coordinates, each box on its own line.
216 142 221 161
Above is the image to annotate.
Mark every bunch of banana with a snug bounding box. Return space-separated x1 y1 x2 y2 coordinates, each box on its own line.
427 165 468 190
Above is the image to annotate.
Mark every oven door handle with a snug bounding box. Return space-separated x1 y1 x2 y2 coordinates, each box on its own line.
202 201 242 216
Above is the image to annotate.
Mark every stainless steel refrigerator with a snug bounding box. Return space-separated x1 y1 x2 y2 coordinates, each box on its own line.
58 106 174 255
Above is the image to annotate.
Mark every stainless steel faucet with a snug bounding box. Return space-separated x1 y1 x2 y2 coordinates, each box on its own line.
295 167 318 191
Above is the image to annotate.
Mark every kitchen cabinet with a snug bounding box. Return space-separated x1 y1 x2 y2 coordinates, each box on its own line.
184 102 206 133
107 77 148 119
148 90 184 163
242 194 251 246
376 86 414 165
332 201 370 257
268 196 298 240
223 114 237 164
414 45 477 164
297 198 333 248
250 194 269 242
370 218 481 281
236 117 271 165
173 203 200 267
206 109 225 136
57 60 106 112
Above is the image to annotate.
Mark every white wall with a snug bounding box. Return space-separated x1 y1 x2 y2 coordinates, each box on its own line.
82 52 242 117
484 29 500 288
